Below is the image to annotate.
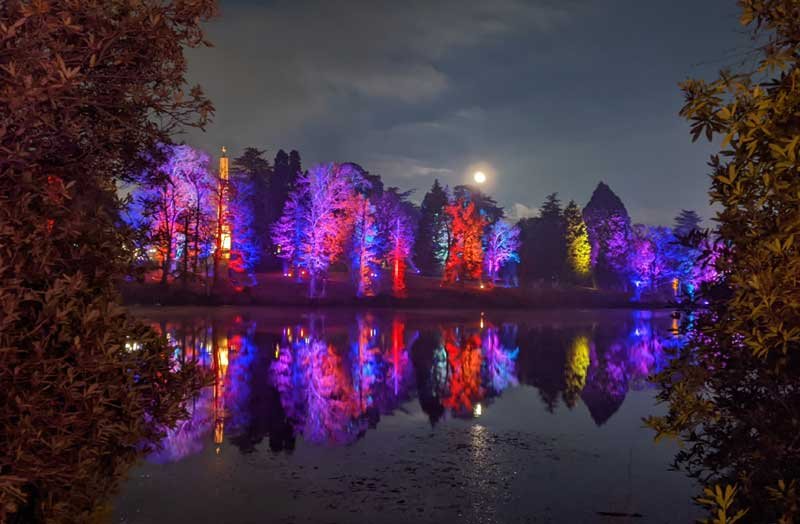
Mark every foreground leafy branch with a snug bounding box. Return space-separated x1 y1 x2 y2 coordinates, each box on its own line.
647 1 800 522
0 1 216 521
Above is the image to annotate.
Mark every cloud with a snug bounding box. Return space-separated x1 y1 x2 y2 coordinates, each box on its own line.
184 0 570 144
362 154 455 196
183 0 745 226
509 203 538 221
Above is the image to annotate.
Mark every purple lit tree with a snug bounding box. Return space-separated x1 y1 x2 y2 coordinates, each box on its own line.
583 182 632 288
271 189 308 279
481 326 519 394
483 220 520 286
377 189 417 297
131 144 215 285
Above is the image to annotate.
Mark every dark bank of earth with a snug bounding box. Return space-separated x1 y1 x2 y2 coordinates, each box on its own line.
121 272 668 310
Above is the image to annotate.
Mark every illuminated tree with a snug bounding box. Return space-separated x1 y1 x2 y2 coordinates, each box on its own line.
387 214 415 297
453 185 504 225
443 199 486 284
227 174 259 285
232 148 272 269
583 182 632 288
133 144 215 285
377 189 416 297
351 194 382 297
484 220 520 285
177 150 216 279
564 200 591 281
272 163 361 297
271 189 307 277
626 224 661 300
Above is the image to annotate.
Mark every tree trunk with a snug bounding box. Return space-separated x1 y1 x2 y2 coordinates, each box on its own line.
309 271 317 299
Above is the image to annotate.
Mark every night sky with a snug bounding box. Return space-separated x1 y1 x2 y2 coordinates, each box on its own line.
185 0 750 225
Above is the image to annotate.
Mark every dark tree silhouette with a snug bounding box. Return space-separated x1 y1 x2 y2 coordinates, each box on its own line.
672 209 702 237
518 193 567 283
414 180 450 275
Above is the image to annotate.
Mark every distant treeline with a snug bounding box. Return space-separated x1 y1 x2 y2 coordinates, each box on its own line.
125 145 717 301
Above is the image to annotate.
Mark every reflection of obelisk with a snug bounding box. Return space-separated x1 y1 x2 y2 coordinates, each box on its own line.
213 146 231 287
213 327 229 454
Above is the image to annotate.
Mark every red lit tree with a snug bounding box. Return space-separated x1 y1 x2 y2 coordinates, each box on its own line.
387 214 415 297
443 199 486 285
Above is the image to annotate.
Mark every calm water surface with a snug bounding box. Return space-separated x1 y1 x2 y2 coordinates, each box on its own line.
114 308 698 523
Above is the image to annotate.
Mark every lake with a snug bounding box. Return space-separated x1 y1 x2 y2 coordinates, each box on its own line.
113 307 698 523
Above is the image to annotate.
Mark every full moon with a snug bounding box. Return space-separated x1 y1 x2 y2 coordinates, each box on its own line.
473 171 487 184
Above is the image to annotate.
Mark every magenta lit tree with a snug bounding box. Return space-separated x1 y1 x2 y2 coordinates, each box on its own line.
484 220 520 286
272 163 361 298
627 224 658 299
304 338 362 445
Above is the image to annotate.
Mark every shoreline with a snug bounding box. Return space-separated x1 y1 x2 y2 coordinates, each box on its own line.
121 281 677 312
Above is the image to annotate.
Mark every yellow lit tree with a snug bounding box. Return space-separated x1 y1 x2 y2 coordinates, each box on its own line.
564 200 591 282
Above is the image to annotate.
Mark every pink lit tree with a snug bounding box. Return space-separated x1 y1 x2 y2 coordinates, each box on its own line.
484 220 520 286
271 163 361 298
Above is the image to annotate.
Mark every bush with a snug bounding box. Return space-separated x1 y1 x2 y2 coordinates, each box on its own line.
0 1 216 521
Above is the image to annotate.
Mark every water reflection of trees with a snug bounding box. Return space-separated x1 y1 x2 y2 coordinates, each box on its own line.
148 311 680 459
